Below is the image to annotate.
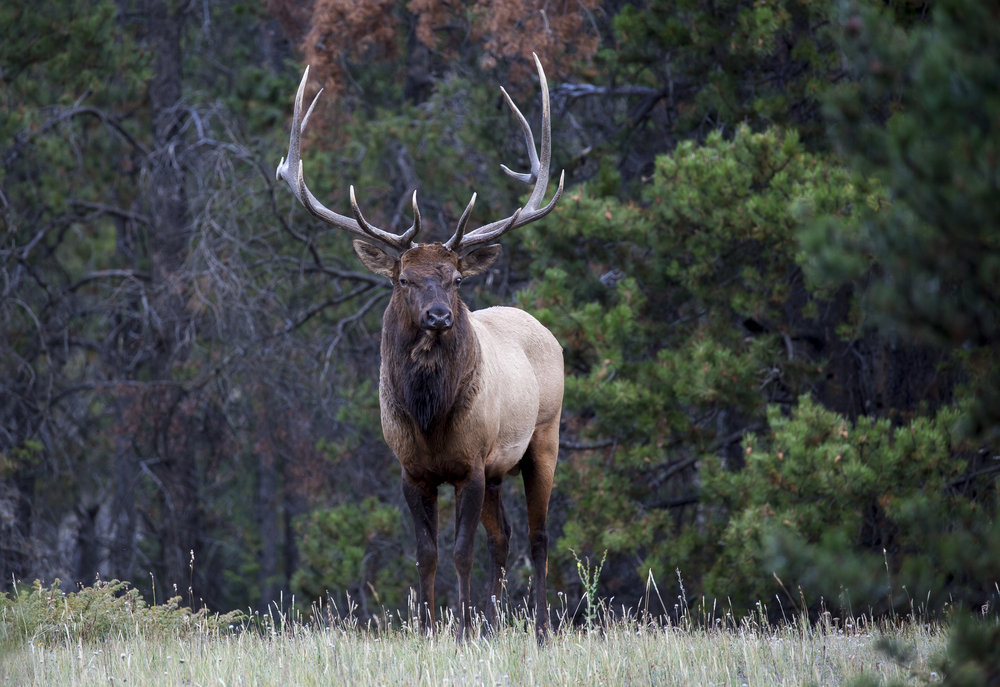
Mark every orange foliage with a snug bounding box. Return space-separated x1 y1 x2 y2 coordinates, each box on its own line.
472 0 600 83
407 0 456 51
266 0 312 42
268 0 600 96
300 0 402 94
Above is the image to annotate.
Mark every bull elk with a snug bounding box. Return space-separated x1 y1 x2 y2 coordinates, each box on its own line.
276 56 565 641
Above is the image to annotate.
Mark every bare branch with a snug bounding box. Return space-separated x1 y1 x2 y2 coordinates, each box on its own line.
552 84 663 99
320 289 391 381
284 283 383 333
648 493 699 509
559 439 614 451
69 199 152 226
949 463 1000 490
707 423 766 453
45 106 147 156
65 270 151 292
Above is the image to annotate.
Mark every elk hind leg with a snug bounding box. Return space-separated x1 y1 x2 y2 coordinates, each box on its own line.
480 477 511 631
521 418 558 641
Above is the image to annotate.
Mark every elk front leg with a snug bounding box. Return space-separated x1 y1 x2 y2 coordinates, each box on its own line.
453 469 486 642
402 472 439 634
480 477 511 632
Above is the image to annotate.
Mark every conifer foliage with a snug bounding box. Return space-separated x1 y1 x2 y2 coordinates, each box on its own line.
810 0 1000 436
699 397 999 617
516 126 868 604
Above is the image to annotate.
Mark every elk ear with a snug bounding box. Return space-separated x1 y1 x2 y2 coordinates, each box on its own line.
353 240 396 278
458 244 502 277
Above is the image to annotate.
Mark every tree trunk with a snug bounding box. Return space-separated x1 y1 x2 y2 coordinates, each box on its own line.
144 0 200 602
0 400 40 593
109 401 137 583
282 454 306 606
147 0 189 285
257 448 280 613
74 503 100 586
403 10 432 105
0 461 35 592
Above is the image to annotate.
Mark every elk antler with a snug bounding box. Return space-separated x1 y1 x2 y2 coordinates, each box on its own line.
444 53 565 255
276 66 421 254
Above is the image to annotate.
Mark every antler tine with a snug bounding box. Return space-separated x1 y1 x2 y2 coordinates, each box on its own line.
457 170 564 253
276 67 309 191
349 186 422 251
468 207 522 248
448 54 563 255
527 52 552 211
276 67 419 254
349 185 381 241
498 87 539 185
300 86 322 136
443 193 477 251
400 190 422 246
493 54 551 210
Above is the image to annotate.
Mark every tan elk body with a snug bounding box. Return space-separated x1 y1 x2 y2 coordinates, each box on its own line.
276 56 564 641
378 297 563 487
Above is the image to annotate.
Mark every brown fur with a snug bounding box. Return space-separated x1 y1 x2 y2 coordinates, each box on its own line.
385 298 479 439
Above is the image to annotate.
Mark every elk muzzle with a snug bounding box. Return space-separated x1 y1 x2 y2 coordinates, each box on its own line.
421 303 453 331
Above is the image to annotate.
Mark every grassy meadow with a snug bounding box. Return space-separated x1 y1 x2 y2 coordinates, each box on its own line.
1 589 945 687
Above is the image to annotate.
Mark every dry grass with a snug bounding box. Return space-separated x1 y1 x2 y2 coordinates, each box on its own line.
1 606 944 686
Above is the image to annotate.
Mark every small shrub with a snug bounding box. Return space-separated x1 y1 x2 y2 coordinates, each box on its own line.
669 396 1000 618
0 578 243 646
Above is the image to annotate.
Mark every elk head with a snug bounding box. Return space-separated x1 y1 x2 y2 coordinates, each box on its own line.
354 241 502 332
275 54 565 328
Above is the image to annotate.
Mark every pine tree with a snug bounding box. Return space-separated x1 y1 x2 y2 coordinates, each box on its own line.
807 0 1000 437
515 125 868 603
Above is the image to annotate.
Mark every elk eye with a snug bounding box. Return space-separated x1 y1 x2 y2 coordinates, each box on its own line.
398 277 409 286
454 276 462 286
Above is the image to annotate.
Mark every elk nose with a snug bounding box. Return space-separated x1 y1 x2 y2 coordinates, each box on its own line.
422 304 453 330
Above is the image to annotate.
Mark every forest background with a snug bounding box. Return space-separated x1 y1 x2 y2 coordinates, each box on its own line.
2 0 998 624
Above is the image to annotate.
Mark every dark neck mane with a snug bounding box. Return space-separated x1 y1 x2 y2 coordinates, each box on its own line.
382 299 479 438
